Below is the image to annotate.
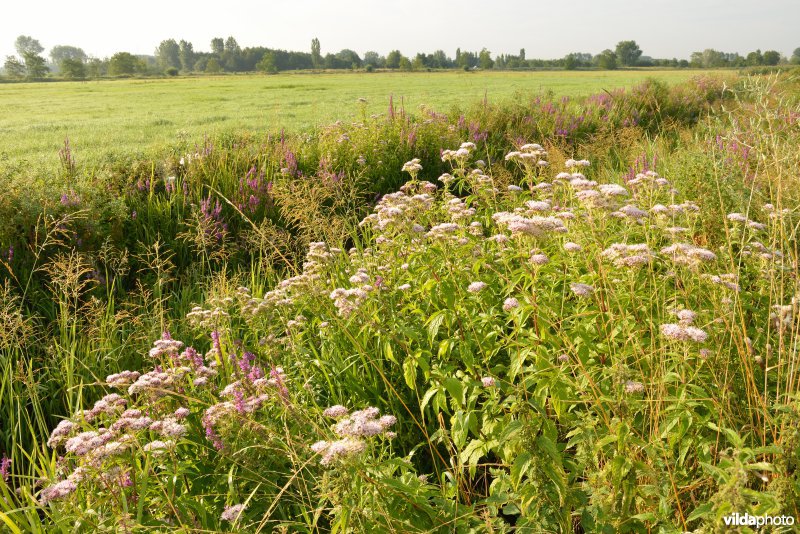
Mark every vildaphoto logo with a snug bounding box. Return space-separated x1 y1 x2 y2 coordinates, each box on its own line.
722 512 795 528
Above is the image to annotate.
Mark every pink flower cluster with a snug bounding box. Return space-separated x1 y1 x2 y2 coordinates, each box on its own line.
311 406 396 466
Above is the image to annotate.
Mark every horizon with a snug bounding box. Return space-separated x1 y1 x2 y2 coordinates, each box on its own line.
1 0 798 62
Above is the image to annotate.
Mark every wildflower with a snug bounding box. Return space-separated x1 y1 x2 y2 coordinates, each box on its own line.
508 185 523 192
398 283 411 291
624 381 645 394
557 354 570 363
492 212 567 238
676 309 697 325
660 243 717 267
525 200 551 212
503 298 519 311
323 405 350 418
174 407 190 419
149 418 187 438
529 252 549 265
221 503 247 523
47 420 78 448
699 349 712 360
39 479 77 504
1 455 10 481
705 273 740 292
65 430 115 456
441 148 471 163
143 440 174 455
468 281 487 293
401 158 422 178
317 438 367 465
563 242 582 253
601 243 654 268
570 283 595 297
481 376 496 387
106 370 141 388
660 323 708 343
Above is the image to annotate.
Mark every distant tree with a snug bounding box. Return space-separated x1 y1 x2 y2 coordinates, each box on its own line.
412 53 426 70
431 50 450 68
210 38 224 56
792 48 800 65
86 58 106 78
108 52 139 76
385 50 402 69
519 48 525 61
15 35 48 78
399 56 412 71
220 37 242 71
762 50 780 66
701 49 726 68
60 57 86 79
335 49 361 69
479 48 494 69
156 39 181 70
563 53 578 70
3 56 26 78
50 45 86 65
205 57 222 73
615 40 642 67
596 49 617 70
311 38 322 68
15 35 44 57
257 52 278 74
23 52 48 78
363 51 384 68
746 49 763 66
224 37 240 53
179 40 195 71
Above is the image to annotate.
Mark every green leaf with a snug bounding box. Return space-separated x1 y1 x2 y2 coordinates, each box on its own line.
403 357 418 390
420 386 439 411
443 377 464 406
686 502 714 522
511 451 533 486
383 340 398 364
426 310 447 341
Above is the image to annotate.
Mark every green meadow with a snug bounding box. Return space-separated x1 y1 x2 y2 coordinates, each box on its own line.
0 70 720 165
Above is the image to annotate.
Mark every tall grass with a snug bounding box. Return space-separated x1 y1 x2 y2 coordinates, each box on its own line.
0 73 798 532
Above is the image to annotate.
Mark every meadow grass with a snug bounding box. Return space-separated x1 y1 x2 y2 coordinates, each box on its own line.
0 72 798 532
0 69 723 166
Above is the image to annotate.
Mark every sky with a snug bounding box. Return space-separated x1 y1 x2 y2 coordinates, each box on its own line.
1 0 798 61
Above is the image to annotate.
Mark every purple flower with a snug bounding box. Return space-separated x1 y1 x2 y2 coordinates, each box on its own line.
1 454 11 481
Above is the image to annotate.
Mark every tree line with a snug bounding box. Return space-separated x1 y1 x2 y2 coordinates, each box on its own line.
3 35 799 80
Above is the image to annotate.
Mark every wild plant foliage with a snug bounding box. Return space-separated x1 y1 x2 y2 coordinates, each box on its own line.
0 74 798 532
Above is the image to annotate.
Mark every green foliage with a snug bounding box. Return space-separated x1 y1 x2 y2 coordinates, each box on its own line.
59 58 86 79
615 40 643 67
22 52 48 79
256 52 278 74
597 49 618 70
1 74 799 532
385 50 402 69
14 35 44 57
156 39 181 71
311 37 322 68
108 52 141 76
2 56 25 79
49 45 87 65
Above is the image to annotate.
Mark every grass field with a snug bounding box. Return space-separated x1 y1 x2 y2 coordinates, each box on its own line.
0 70 722 165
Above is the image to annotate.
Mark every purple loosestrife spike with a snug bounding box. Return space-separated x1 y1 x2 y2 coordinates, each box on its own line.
1 454 10 481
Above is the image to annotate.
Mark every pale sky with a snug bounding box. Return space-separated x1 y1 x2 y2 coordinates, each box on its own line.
1 0 798 61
